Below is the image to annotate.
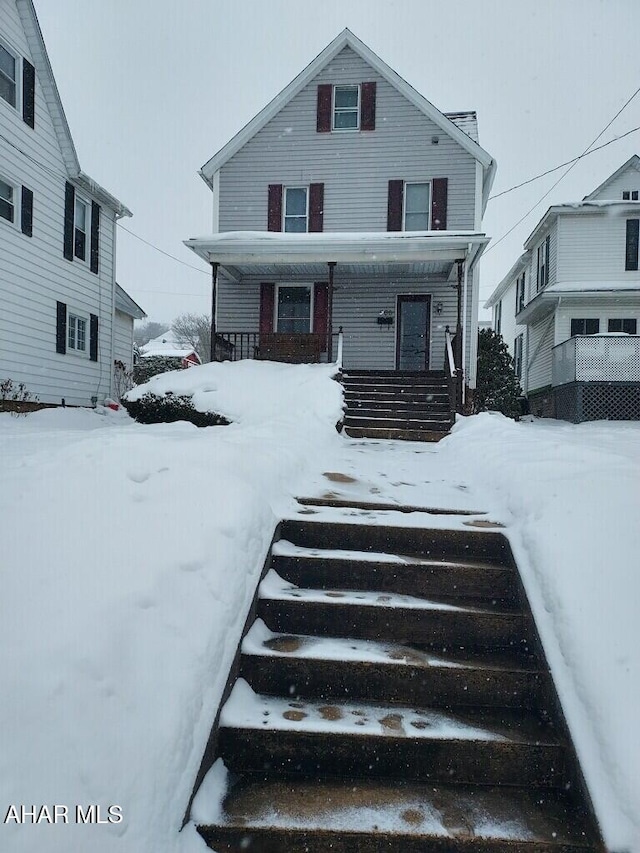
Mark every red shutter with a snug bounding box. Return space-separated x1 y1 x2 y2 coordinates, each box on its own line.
309 183 324 232
360 82 376 131
316 84 332 132
267 184 283 231
431 178 448 230
259 283 275 333
313 283 329 349
387 180 403 231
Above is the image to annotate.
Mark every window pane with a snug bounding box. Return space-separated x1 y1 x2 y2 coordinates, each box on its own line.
285 188 306 216
405 183 430 214
334 86 358 108
277 287 310 332
0 179 13 222
284 216 307 233
74 228 86 260
405 212 430 231
75 199 87 231
77 318 86 351
585 318 599 334
333 110 358 129
0 45 15 80
68 316 76 349
608 318 637 334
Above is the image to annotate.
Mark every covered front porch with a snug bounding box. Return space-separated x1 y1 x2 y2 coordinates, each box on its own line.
185 231 488 378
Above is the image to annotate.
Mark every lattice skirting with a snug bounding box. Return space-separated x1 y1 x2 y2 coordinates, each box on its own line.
553 382 640 423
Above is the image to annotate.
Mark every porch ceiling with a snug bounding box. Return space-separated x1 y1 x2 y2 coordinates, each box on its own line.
218 260 455 282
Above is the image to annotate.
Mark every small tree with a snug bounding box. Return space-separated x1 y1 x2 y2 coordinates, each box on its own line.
474 328 522 418
133 320 170 349
172 313 211 364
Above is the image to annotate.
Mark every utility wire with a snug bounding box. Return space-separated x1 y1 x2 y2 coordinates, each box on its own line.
116 223 209 276
484 84 640 255
488 125 640 201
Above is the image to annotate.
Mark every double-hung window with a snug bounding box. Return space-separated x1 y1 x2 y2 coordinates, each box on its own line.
404 182 431 231
570 318 599 336
536 235 550 291
0 40 17 108
495 299 502 335
0 177 15 223
516 271 526 313
283 187 308 233
68 313 87 352
276 285 312 333
74 198 88 260
333 85 359 130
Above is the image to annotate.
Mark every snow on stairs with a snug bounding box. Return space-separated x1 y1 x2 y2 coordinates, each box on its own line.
196 511 604 852
341 369 454 442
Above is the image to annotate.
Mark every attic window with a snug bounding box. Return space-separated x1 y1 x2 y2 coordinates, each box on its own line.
0 41 17 108
622 190 639 201
333 85 359 130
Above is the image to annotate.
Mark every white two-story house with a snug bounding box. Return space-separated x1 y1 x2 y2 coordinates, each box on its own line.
0 0 139 407
486 156 640 422
186 29 496 401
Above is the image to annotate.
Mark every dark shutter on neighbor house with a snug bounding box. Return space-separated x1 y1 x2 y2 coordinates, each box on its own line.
313 283 329 349
21 186 33 237
431 178 448 230
259 283 275 333
22 58 35 128
89 313 99 361
625 219 639 271
268 184 283 231
360 82 376 131
387 180 404 231
309 183 324 232
90 201 100 273
63 181 75 260
316 84 332 132
56 301 67 354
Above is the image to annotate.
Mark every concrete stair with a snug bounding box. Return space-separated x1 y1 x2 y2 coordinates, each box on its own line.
341 370 454 442
195 508 603 852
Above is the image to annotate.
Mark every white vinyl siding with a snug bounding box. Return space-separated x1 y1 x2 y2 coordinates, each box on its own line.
527 315 555 392
0 0 117 406
555 298 640 345
556 213 640 282
219 46 477 233
587 164 640 201
114 310 135 369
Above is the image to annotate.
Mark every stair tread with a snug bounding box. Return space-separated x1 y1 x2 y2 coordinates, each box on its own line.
199 777 595 846
220 683 561 746
242 623 542 674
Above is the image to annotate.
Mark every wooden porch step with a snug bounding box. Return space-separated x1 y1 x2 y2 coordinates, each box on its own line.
271 542 519 603
218 686 565 787
198 777 599 852
240 625 547 710
257 573 532 652
343 369 446 377
343 426 449 441
344 416 452 432
343 383 448 395
344 405 451 419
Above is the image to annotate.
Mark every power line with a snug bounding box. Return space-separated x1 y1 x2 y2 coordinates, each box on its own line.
488 125 640 201
116 223 210 275
484 84 640 255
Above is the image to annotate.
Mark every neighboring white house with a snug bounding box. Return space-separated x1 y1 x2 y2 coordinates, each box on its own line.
485 156 640 421
185 29 496 401
0 0 133 407
140 331 201 368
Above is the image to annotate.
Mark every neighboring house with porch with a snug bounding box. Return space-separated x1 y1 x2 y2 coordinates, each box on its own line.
186 28 495 406
485 156 640 422
0 0 132 407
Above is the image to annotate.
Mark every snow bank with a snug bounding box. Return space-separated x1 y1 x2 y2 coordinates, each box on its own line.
0 362 343 853
440 414 640 852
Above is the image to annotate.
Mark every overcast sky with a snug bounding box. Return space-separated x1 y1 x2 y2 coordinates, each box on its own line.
33 0 640 324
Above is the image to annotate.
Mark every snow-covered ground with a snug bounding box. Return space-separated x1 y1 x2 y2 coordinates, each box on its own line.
1 362 638 852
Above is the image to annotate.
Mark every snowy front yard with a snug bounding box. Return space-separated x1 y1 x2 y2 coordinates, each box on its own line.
0 361 638 852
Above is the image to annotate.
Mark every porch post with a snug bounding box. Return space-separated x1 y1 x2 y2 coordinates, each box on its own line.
209 262 218 362
327 261 336 362
454 260 463 370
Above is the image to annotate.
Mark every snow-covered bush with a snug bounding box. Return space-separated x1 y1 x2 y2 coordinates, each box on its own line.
474 328 522 418
122 392 230 427
133 355 184 385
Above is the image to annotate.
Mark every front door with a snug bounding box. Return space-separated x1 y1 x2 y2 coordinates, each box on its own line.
396 295 431 370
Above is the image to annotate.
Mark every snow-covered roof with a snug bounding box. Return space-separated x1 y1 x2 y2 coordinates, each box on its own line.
545 280 640 294
198 29 495 207
524 199 640 250
115 284 146 320
140 332 200 361
15 0 131 217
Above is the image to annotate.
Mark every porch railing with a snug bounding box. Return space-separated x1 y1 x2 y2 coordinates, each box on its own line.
444 326 463 416
213 331 342 364
552 335 640 386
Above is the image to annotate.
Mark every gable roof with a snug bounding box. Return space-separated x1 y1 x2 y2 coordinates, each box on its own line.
15 0 131 217
199 29 496 207
583 154 640 201
115 284 146 320
484 251 530 309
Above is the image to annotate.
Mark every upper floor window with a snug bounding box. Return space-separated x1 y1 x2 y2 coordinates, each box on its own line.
608 318 637 334
333 85 359 131
0 41 17 108
0 177 15 223
622 190 639 201
495 299 502 335
74 197 88 260
536 234 550 291
516 271 526 312
571 318 599 336
626 219 639 271
404 182 431 231
283 187 308 232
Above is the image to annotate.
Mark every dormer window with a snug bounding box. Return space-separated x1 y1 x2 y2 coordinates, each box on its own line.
333 85 359 130
622 190 639 201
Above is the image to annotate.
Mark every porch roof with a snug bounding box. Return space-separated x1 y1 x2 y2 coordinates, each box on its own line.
184 230 489 281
